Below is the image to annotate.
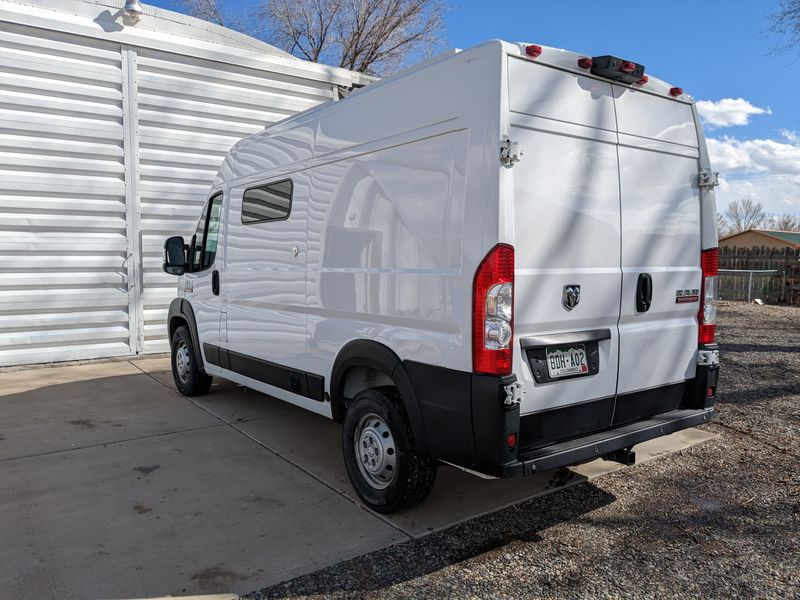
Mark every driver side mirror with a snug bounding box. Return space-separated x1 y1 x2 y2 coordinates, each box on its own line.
163 236 187 276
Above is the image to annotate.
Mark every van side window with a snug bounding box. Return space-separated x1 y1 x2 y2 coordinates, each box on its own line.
203 194 223 268
242 179 292 224
190 192 223 272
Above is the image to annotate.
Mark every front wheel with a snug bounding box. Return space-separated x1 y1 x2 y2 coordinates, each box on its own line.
171 325 212 396
342 387 437 513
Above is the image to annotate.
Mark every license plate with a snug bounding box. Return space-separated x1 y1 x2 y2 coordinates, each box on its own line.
546 345 590 379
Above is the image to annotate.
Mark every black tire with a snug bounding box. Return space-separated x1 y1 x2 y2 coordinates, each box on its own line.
170 325 212 396
342 386 437 513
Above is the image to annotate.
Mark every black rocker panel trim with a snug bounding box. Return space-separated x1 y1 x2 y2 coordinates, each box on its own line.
203 343 220 367
203 344 325 402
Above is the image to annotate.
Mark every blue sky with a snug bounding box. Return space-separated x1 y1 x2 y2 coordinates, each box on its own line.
151 0 800 216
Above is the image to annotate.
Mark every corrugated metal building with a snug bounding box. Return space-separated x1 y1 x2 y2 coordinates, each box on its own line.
0 0 370 366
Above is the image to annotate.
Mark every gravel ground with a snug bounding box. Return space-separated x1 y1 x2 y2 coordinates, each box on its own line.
244 303 800 599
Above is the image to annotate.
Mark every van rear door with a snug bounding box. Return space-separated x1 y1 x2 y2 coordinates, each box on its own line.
507 57 704 446
506 57 622 433
612 88 701 418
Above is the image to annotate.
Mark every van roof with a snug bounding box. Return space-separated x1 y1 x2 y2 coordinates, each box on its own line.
238 39 692 151
389 40 689 101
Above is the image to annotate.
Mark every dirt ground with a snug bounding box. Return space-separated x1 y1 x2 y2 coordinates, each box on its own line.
244 303 800 599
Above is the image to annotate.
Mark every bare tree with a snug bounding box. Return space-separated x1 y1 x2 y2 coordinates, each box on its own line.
336 0 445 74
725 198 767 233
716 212 731 237
264 0 342 63
263 0 446 75
769 0 800 52
177 0 228 26
173 0 446 75
176 0 262 35
765 213 800 231
718 209 800 235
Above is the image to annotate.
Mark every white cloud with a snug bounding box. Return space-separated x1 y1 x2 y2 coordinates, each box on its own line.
716 174 800 215
696 97 771 129
709 131 800 215
707 132 800 175
781 129 799 144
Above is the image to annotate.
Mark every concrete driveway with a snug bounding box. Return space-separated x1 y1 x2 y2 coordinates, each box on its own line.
0 358 714 599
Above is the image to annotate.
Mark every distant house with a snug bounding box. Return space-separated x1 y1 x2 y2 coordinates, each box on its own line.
720 229 800 249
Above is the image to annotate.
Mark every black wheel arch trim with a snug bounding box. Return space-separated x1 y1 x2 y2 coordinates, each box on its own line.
167 298 206 375
330 340 428 451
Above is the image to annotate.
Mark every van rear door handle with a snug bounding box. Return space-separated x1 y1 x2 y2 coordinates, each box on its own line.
636 273 652 312
212 270 219 296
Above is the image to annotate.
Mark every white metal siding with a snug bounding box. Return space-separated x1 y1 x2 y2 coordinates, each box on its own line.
0 2 355 367
136 49 334 353
0 23 130 366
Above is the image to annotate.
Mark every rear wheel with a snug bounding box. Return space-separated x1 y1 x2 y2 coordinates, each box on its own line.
342 386 436 513
171 325 212 396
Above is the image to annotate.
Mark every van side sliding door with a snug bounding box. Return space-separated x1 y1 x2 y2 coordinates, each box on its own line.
222 176 314 404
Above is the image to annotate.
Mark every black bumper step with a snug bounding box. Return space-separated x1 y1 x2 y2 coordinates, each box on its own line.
504 408 713 477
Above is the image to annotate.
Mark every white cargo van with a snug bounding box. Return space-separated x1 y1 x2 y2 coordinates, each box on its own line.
163 40 720 513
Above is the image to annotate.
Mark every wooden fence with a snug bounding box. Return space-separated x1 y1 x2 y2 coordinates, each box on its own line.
719 246 800 305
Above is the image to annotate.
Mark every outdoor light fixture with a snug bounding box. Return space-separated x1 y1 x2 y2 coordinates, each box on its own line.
123 0 143 23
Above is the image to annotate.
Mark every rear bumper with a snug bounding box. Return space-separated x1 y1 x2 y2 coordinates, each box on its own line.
498 407 713 478
403 358 718 479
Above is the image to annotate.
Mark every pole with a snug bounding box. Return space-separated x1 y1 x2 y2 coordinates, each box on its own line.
748 271 753 303
782 272 786 303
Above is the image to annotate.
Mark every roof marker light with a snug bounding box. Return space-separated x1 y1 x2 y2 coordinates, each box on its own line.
636 75 649 85
577 57 593 69
524 45 542 58
620 61 636 73
669 87 683 97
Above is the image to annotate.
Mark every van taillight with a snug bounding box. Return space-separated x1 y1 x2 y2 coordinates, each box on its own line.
473 244 514 375
698 248 719 345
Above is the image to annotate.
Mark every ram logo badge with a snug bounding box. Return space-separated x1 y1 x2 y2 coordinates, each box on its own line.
563 284 581 311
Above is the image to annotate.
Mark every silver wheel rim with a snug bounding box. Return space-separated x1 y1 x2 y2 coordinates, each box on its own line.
174 340 191 384
353 412 397 490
